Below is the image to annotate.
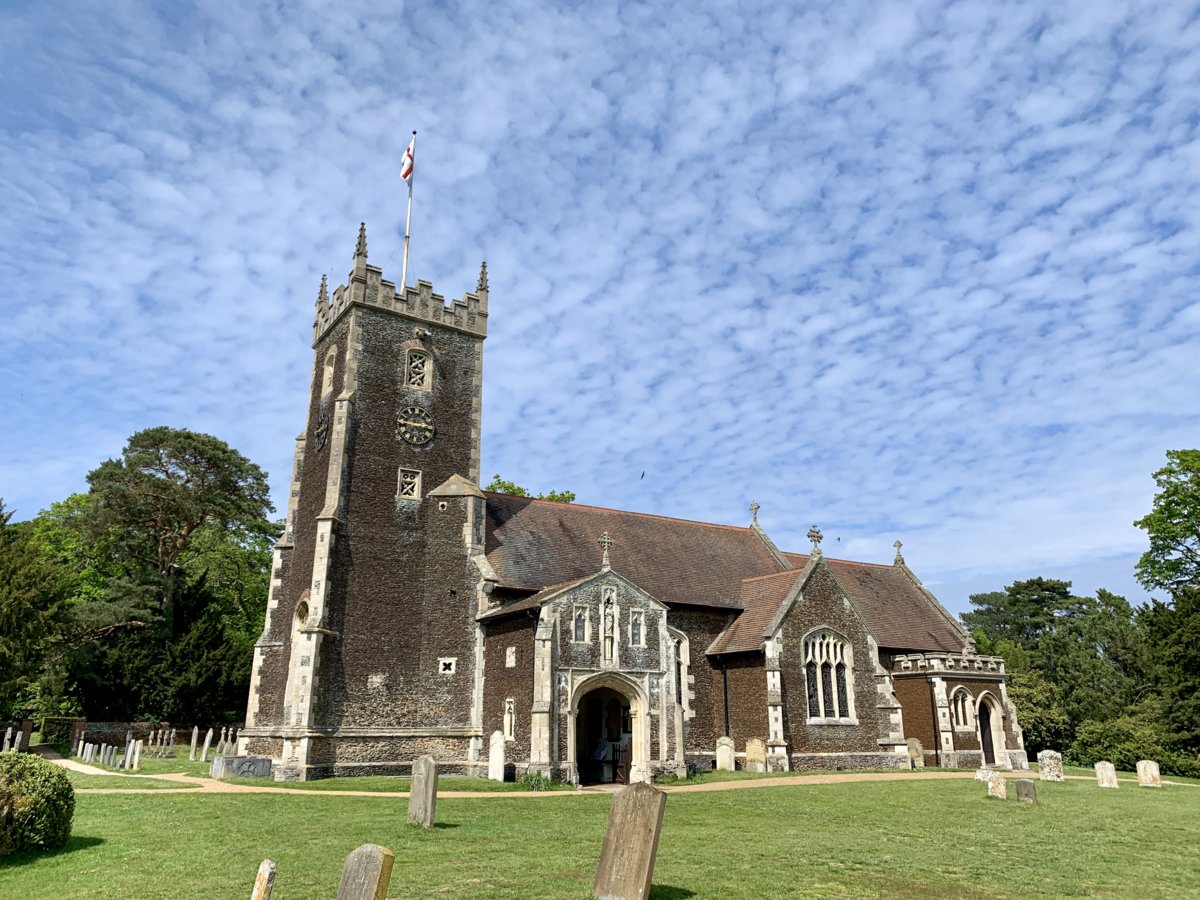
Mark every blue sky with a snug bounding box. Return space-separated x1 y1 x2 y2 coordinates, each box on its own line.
3 0 1198 616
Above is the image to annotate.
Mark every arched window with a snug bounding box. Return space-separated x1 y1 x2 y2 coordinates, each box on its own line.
406 349 432 390
951 688 974 730
803 630 855 722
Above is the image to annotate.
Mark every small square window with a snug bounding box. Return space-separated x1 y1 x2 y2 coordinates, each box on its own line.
397 468 422 500
438 657 457 675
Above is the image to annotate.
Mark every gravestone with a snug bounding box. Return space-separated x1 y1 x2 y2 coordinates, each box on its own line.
3 727 12 751
169 728 177 755
1037 750 1063 782
231 726 239 751
1136 760 1161 788
407 755 438 828
201 727 213 762
1016 779 1037 804
76 732 86 758
211 756 273 779
986 771 1007 800
715 736 735 772
220 726 229 755
594 782 667 900
132 740 142 771
190 726 199 761
744 739 767 773
1095 761 1119 788
250 859 276 900
488 730 506 781
121 738 133 770
336 843 394 900
907 738 925 769
974 767 992 782
148 730 157 755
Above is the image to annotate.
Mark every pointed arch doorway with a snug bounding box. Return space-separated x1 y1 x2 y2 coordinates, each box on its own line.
569 673 649 785
977 694 1006 766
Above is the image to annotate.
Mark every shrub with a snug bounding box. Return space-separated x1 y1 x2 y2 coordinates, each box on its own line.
38 717 83 745
0 753 75 855
517 770 556 791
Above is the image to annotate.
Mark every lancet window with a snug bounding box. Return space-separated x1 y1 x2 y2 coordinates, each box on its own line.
804 630 855 722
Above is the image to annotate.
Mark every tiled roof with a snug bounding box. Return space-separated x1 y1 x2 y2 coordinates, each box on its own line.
706 571 801 654
484 493 787 609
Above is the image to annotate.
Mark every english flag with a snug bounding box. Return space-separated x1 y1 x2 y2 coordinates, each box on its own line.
401 135 415 183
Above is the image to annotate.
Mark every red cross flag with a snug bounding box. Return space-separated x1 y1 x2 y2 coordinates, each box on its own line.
401 135 415 183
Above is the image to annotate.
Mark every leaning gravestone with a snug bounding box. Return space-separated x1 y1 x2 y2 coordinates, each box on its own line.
336 844 394 900
76 732 86 759
488 730 505 781
407 755 438 828
716 736 735 772
986 771 1007 800
907 738 925 769
594 782 667 900
744 738 767 773
1095 761 1119 788
1016 779 1037 804
201 727 214 762
1137 760 1161 788
189 726 199 761
250 859 277 900
1037 750 1064 782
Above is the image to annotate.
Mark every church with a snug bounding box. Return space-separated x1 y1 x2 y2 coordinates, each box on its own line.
239 225 1028 782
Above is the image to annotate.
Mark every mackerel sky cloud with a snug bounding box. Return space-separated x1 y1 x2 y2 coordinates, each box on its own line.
3 0 1198 613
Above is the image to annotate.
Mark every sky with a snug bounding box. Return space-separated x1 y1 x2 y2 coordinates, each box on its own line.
2 0 1198 616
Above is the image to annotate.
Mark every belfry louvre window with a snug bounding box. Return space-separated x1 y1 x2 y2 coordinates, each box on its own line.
804 631 854 722
397 468 421 500
406 349 431 390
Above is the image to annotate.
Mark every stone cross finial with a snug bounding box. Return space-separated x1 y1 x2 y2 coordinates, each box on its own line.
893 539 904 564
599 531 613 569
477 260 489 293
807 524 823 552
354 222 368 259
749 501 760 525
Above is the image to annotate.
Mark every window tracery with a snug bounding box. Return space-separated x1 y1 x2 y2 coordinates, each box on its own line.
951 688 974 729
406 349 431 390
397 468 422 500
804 631 855 722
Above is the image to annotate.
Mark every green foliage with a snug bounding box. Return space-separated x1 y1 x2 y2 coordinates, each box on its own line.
484 475 575 504
1067 700 1200 778
0 752 74 855
962 578 1074 647
37 718 83 745
516 770 557 791
0 501 70 718
1134 449 1200 593
1002 668 1071 757
1138 585 1200 746
82 426 273 612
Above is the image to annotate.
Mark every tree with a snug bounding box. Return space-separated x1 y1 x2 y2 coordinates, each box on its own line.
0 501 69 717
83 427 273 613
1138 585 1200 748
1135 449 1200 593
962 578 1074 648
484 474 575 503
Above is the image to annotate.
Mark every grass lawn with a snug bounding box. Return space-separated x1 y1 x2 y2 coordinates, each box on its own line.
4 777 1199 898
65 772 197 791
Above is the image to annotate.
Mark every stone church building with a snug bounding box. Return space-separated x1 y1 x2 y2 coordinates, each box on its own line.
240 226 1027 782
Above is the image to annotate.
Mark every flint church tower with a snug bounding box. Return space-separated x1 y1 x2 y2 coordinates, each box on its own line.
241 224 491 779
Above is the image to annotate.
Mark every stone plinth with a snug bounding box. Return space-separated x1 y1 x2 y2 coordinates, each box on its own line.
407 755 438 828
1016 779 1037 803
715 736 735 772
1036 750 1063 782
1095 761 1119 788
594 782 666 900
986 772 1007 799
1136 759 1161 788
744 739 767 773
211 755 273 780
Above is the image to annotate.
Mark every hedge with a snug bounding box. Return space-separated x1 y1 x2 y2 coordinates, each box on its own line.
0 753 75 855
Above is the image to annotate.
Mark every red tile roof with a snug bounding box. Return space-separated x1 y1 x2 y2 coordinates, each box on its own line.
706 571 802 654
484 493 786 609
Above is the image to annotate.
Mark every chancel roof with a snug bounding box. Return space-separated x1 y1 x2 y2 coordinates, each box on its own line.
481 493 968 654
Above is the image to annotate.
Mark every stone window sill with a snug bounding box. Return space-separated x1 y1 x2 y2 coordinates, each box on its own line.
806 717 858 726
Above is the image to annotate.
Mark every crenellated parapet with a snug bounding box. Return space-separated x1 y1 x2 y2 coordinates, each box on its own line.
313 223 488 345
891 652 1005 675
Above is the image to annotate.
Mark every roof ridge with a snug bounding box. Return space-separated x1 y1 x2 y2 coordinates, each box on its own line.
741 570 802 584
784 551 894 571
483 491 754 533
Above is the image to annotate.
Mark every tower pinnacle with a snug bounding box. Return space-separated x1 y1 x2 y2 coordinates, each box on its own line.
315 273 329 310
477 261 489 294
354 222 368 259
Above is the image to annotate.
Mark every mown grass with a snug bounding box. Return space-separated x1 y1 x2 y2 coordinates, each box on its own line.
4 776 1198 898
64 771 197 791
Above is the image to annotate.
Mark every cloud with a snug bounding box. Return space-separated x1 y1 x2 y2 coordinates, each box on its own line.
2 0 1198 615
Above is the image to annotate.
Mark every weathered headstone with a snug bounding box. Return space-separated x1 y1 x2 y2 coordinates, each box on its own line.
907 737 925 768
132 739 142 771
1137 759 1161 788
744 739 767 773
189 726 199 761
1036 750 1063 782
3 727 12 751
220 726 229 755
211 756 273 779
407 755 438 828
986 771 1007 800
1016 779 1037 804
121 738 133 770
169 728 177 755
488 730 506 781
594 782 667 900
148 729 157 754
336 843 394 900
715 736 735 772
1095 760 1119 788
201 727 213 762
250 859 276 900
76 732 86 759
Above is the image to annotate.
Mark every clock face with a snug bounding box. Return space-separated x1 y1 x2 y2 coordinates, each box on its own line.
396 406 434 445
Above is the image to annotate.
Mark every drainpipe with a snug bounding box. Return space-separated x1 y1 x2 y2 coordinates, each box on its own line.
721 658 731 737
927 678 940 767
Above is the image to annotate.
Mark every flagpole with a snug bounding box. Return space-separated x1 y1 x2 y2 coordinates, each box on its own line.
400 130 416 290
